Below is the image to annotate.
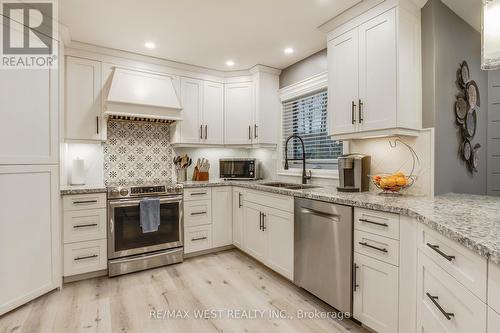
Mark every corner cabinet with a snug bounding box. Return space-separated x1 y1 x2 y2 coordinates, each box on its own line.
326 0 422 140
224 67 281 146
65 56 103 141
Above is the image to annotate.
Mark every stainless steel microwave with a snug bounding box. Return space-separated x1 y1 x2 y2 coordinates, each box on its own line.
219 158 259 180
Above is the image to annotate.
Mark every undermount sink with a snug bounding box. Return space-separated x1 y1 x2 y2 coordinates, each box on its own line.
261 182 320 190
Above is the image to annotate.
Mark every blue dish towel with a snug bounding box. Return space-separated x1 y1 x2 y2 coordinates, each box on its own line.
139 198 161 233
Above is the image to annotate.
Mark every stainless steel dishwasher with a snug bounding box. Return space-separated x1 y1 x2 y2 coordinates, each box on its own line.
294 197 353 314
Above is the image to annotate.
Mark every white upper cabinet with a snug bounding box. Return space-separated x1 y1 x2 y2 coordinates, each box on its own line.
203 81 224 145
65 56 103 141
328 28 359 135
225 69 280 146
252 70 280 145
225 82 254 145
179 77 203 144
358 9 397 132
326 1 422 139
171 78 224 145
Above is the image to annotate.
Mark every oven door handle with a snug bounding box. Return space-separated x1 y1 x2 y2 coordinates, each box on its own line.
108 196 182 207
110 217 114 234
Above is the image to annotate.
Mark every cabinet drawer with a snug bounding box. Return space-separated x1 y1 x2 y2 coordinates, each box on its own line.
184 188 211 201
418 225 487 301
63 193 106 211
245 189 293 212
488 261 500 314
184 200 212 227
184 225 212 254
354 230 399 266
63 239 107 277
63 208 107 244
354 207 399 240
417 251 487 333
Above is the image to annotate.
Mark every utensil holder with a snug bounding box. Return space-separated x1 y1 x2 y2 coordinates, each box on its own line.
176 169 187 183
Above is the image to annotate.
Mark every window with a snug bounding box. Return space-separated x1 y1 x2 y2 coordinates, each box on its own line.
282 89 343 170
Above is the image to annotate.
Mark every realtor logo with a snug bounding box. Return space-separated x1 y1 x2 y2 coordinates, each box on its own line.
1 0 57 68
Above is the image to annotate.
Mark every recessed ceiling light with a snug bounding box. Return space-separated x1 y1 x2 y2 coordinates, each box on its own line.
144 41 156 49
226 60 235 67
284 47 295 55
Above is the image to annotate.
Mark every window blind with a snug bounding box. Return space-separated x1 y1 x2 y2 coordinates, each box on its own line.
282 89 343 170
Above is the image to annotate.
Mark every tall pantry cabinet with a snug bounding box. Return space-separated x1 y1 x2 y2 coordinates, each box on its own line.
0 18 61 315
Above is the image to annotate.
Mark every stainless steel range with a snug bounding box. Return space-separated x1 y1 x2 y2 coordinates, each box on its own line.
107 183 184 277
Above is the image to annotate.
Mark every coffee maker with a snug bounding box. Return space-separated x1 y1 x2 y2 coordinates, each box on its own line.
337 154 371 192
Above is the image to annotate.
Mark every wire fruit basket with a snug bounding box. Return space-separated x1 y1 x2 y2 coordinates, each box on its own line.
369 138 420 195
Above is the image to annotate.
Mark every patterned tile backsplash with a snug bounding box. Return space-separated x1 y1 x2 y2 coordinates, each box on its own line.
104 120 174 186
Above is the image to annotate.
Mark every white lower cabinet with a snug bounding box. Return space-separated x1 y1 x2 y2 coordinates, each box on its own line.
183 187 233 254
242 198 294 280
63 239 107 276
184 224 213 253
212 187 233 247
232 187 244 248
265 207 294 279
243 202 268 261
62 193 107 278
353 252 399 333
416 251 487 333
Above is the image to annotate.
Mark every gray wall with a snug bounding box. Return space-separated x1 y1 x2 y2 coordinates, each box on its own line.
279 49 327 88
422 0 488 195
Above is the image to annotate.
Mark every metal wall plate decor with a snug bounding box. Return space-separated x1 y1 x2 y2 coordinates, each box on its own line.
455 61 481 173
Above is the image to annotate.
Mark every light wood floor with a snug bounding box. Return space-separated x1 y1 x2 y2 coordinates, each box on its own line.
0 249 369 333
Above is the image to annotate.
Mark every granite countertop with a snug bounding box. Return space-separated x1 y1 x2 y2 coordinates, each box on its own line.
184 180 500 263
60 180 500 263
60 185 107 195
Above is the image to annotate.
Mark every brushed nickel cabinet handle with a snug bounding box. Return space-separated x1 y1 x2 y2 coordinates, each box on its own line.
359 242 388 253
192 236 207 242
353 263 359 291
426 243 456 261
262 213 266 231
238 193 243 208
205 125 208 139
190 211 207 216
351 101 356 124
73 200 98 205
73 223 98 229
248 125 251 140
254 124 258 138
358 99 363 123
74 254 98 261
96 116 99 134
359 218 389 227
190 192 207 196
200 125 203 139
426 292 455 320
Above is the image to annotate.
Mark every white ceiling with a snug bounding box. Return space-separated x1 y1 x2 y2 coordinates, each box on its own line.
441 0 482 32
59 0 361 71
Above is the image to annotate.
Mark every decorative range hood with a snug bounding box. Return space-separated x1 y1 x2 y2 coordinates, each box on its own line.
105 67 182 122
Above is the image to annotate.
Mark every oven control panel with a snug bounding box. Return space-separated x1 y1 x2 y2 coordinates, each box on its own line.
108 184 183 198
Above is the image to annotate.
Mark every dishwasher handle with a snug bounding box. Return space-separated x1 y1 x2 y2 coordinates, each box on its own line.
300 207 341 221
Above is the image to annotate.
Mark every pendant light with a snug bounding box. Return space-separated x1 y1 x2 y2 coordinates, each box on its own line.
482 0 500 70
